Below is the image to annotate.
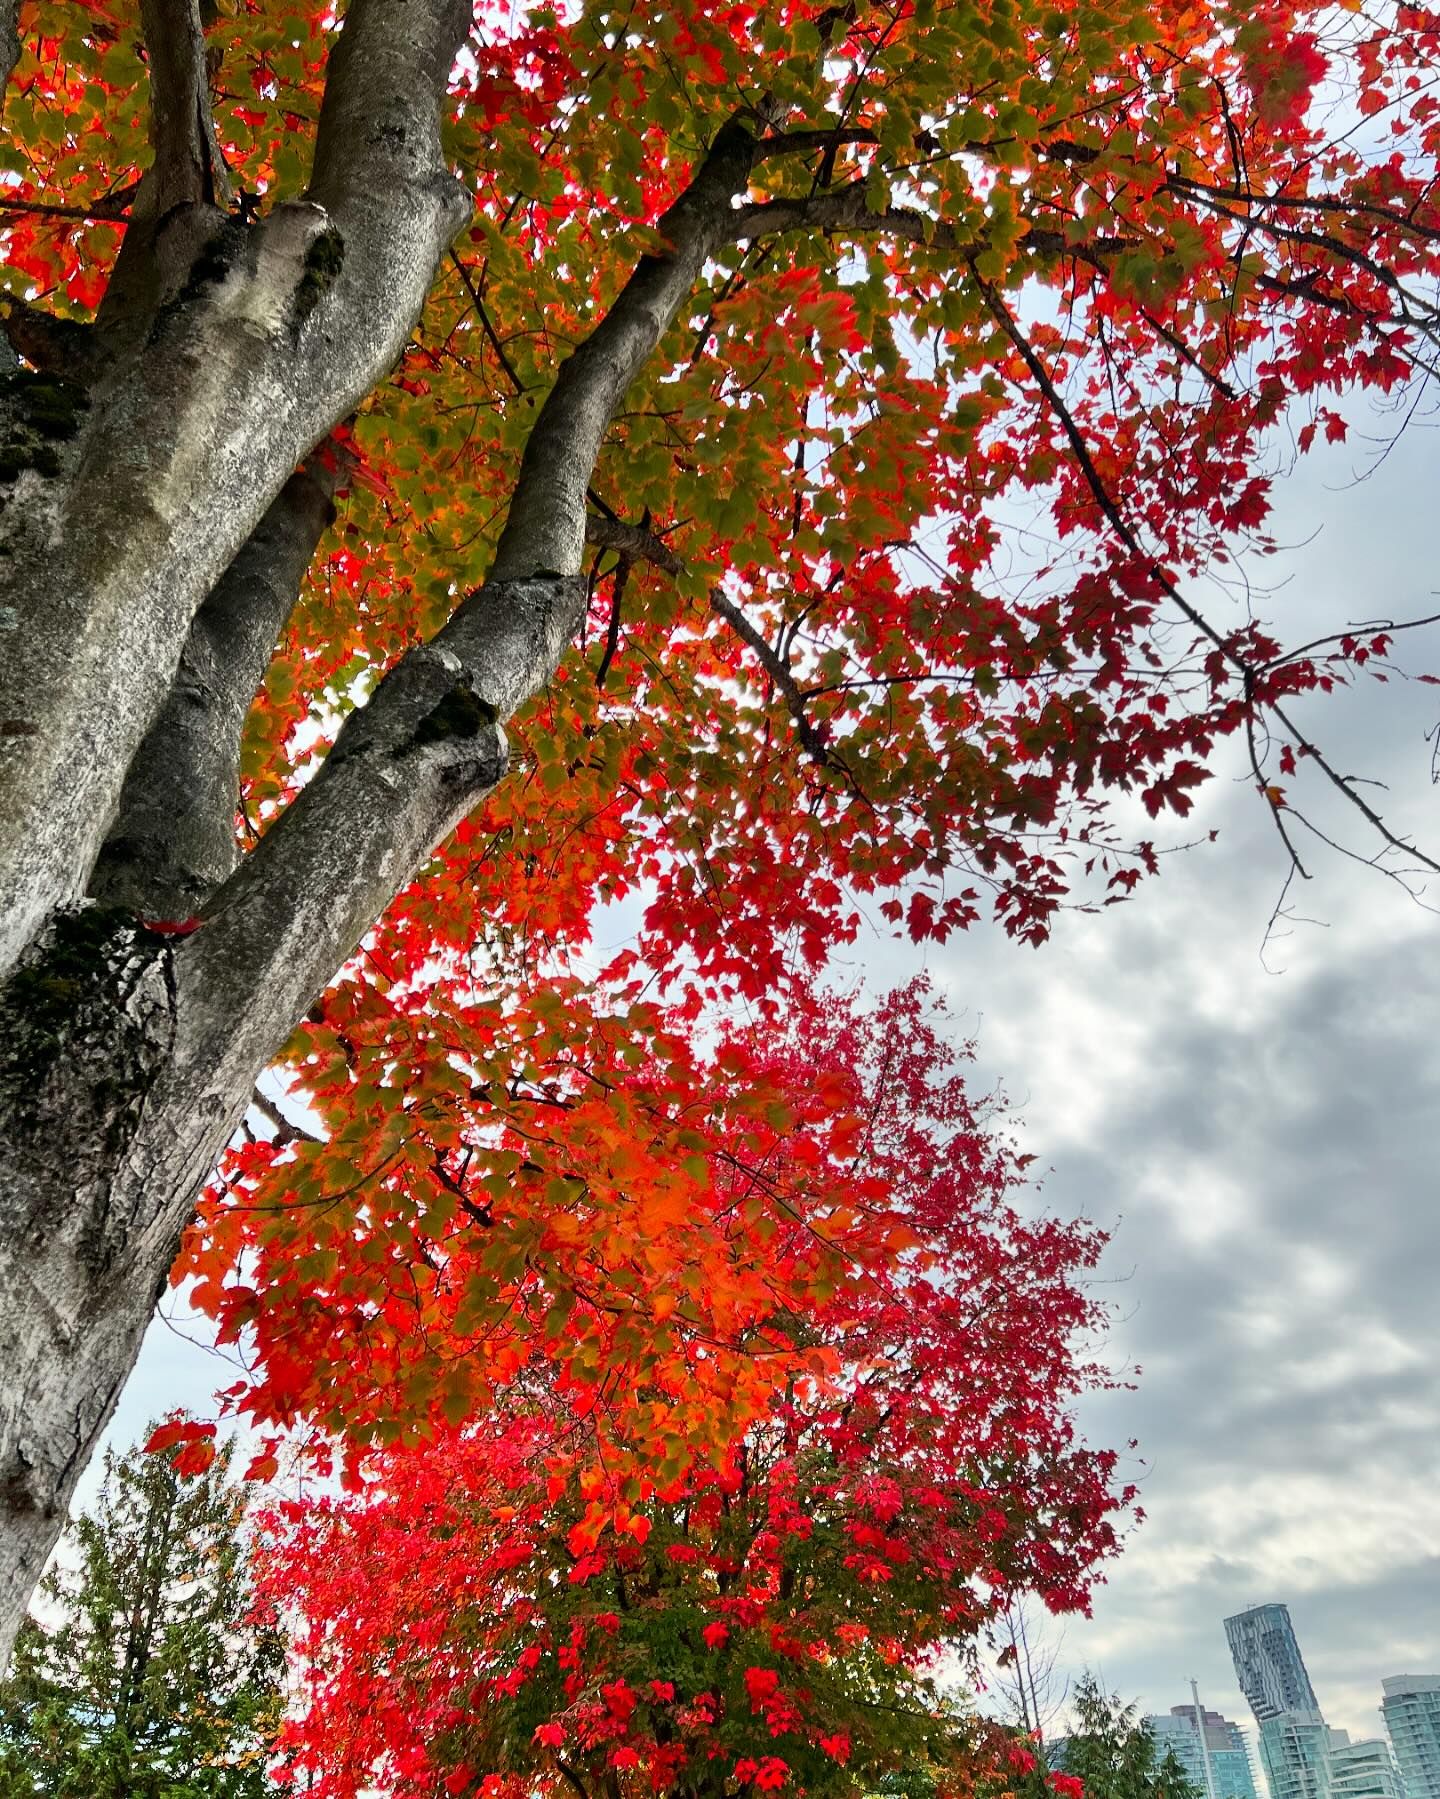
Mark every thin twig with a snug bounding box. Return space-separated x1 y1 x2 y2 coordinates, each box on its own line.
1271 699 1440 876
449 247 529 394
708 587 831 765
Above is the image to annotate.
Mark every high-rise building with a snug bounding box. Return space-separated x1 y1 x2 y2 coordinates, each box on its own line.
1382 1675 1440 1799
1225 1604 1332 1799
1146 1705 1261 1799
1227 1605 1326 1724
1329 1739 1406 1799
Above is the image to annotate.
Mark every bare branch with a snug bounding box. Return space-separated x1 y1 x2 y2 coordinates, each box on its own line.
753 125 879 163
585 512 683 573
594 555 633 693
1270 700 1440 877
450 248 530 393
250 1088 323 1147
1246 710 1310 883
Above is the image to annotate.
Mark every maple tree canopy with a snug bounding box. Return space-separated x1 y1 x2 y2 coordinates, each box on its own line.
259 988 1126 1799
0 0 1437 1657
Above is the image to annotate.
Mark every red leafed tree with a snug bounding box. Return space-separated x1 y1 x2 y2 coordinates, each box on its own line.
258 985 1129 1799
189 980 1112 1494
1 0 1438 1650
192 981 983 1491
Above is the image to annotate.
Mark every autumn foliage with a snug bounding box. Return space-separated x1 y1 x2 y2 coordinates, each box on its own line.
9 0 1439 962
257 984 1129 1798
6 0 1440 1651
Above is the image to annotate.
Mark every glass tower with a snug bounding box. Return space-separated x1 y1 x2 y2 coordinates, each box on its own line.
1147 1705 1261 1799
1225 1604 1332 1799
1383 1675 1440 1799
1329 1739 1406 1799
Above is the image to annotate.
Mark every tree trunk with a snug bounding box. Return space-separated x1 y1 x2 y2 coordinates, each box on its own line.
0 0 773 1654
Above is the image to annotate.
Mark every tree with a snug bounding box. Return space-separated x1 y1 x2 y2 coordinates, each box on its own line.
0 1431 284 1798
992 1601 1069 1750
2 0 1439 1650
1032 1677 1200 1799
256 995 1128 1799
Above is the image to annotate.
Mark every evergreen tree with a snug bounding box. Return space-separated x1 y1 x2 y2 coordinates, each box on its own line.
0 1432 283 1798
1041 1678 1201 1799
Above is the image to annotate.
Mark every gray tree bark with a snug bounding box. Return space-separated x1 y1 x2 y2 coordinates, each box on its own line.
0 0 776 1662
0 0 19 111
0 0 471 978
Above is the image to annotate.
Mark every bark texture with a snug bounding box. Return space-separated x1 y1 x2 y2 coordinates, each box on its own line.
0 0 18 113
89 458 347 920
0 37 772 1657
0 0 470 980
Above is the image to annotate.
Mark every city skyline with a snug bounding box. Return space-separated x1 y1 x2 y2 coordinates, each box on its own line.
1030 1597 1435 1799
1146 1702 1259 1799
1211 1601 1420 1799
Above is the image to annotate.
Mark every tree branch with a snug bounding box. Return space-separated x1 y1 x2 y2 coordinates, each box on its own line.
1269 699 1440 877
308 0 469 226
0 191 136 222
88 451 351 922
585 512 683 574
170 572 565 1103
92 0 230 346
753 125 878 163
973 269 1440 879
450 248 530 393
554 1758 591 1799
708 588 831 766
584 512 832 762
135 0 231 218
171 112 775 1112
970 267 1233 659
726 182 1136 271
249 1088 323 1147
0 0 472 981
488 110 772 581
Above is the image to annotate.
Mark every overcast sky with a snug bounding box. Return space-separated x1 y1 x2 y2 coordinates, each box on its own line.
894 408 1440 1751
99 402 1438 1761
